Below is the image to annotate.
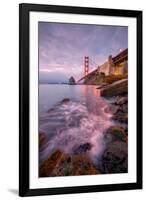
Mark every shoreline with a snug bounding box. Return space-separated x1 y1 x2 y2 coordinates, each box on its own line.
39 79 128 177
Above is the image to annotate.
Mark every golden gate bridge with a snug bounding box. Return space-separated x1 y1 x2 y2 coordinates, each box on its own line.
77 48 128 83
77 56 100 83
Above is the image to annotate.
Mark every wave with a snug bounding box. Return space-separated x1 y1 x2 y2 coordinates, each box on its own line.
39 99 113 164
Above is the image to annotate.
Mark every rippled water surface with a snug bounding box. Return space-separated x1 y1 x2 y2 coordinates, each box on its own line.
39 84 113 163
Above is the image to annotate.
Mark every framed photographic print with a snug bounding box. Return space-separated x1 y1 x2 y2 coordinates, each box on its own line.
19 3 142 197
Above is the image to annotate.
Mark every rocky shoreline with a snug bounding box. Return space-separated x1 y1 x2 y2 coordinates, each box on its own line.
39 79 128 176
100 78 128 173
101 95 128 173
39 149 100 177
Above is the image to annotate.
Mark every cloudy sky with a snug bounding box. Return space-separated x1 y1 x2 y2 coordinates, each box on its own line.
39 22 128 83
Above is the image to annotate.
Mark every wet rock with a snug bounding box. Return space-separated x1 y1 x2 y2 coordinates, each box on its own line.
112 104 128 114
104 126 127 143
51 153 100 176
115 96 128 105
39 149 100 177
102 141 128 173
69 76 76 85
101 125 128 174
101 79 128 97
48 107 55 113
39 150 62 177
121 103 128 113
124 126 128 135
112 112 128 124
61 98 70 103
104 104 119 114
110 95 128 124
39 130 46 148
97 83 108 89
73 143 92 154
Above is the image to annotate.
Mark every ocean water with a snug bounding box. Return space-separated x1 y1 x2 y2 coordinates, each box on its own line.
39 84 113 164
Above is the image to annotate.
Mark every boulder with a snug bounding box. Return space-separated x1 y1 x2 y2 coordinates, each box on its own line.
100 79 128 97
102 141 128 173
121 103 128 113
104 126 127 143
39 150 62 177
110 95 128 123
115 96 128 105
51 153 100 176
105 102 128 115
112 111 128 124
61 98 70 104
73 143 92 154
97 83 108 89
39 149 100 177
104 104 119 114
39 130 46 148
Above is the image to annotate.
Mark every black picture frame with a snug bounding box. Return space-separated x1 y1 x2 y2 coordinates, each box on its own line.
19 3 143 197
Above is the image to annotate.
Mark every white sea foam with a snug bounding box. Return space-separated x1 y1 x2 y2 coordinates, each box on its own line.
39 100 113 164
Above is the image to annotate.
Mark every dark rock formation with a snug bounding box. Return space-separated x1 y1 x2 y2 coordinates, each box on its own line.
100 79 128 97
103 91 128 126
102 141 128 173
104 104 119 114
112 112 128 124
69 76 76 85
121 103 128 113
39 149 100 177
39 130 46 148
104 126 127 144
61 98 70 104
100 79 128 174
96 83 108 89
73 143 92 154
115 96 128 105
39 150 62 177
101 124 128 174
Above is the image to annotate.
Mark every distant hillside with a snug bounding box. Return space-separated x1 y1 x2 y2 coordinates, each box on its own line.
39 81 68 84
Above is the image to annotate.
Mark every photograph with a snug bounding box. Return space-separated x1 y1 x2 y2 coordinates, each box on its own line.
19 3 142 196
38 22 128 177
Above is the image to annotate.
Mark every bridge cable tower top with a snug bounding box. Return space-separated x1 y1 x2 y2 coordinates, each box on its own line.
84 56 89 76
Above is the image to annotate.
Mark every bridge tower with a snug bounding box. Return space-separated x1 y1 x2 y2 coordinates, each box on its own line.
84 56 89 76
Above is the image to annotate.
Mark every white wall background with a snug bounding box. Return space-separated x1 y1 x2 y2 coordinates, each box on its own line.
0 0 145 199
